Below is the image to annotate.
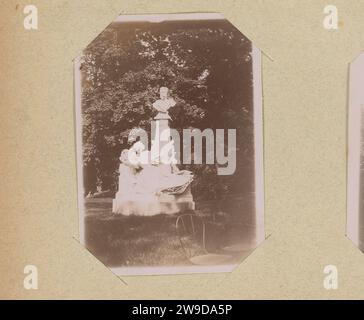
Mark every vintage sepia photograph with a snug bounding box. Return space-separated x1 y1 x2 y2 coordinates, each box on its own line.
347 52 364 252
74 13 264 275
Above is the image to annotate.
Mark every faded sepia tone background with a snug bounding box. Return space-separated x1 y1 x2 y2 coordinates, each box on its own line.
0 0 364 299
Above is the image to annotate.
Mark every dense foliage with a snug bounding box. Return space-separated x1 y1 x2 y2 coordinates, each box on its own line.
80 19 255 200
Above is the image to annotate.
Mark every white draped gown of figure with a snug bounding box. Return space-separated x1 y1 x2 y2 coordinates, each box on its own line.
112 145 193 216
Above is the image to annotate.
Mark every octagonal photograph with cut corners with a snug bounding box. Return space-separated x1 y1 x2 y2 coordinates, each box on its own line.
74 12 264 275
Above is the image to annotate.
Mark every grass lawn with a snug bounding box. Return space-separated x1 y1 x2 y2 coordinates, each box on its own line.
84 196 257 268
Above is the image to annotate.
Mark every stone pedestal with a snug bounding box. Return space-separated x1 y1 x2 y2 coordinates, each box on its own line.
150 112 195 214
157 186 195 214
112 185 195 215
151 112 172 164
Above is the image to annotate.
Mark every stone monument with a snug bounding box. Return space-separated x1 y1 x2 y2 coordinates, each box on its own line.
112 87 195 215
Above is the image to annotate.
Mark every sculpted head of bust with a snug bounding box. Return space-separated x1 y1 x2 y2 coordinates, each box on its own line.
153 87 176 114
159 87 169 100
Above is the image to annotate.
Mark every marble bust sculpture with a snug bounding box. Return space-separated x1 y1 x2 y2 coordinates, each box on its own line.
152 87 176 120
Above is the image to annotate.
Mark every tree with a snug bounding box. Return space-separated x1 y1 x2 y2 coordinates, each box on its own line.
79 19 254 199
